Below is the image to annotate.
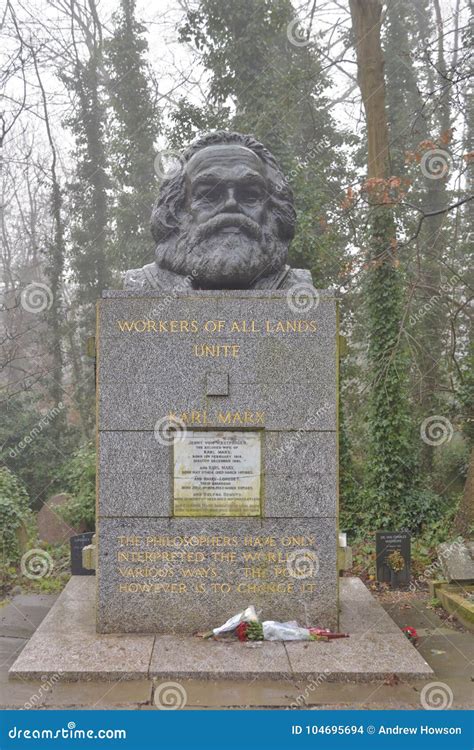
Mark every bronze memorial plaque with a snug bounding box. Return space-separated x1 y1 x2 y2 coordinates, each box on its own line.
173 431 262 517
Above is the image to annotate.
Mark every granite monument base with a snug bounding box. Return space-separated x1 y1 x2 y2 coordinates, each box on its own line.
97 290 339 634
9 577 433 683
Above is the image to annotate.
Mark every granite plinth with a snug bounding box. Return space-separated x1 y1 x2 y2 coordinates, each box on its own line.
97 291 338 634
9 577 434 682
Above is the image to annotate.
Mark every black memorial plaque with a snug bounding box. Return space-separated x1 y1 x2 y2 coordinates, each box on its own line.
376 530 411 586
70 532 95 576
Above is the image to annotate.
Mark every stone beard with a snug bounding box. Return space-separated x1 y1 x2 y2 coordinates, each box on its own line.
123 133 314 292
155 211 287 290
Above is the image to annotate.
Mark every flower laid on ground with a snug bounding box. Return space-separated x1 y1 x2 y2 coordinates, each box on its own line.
236 621 264 640
211 605 258 637
212 607 350 642
402 626 419 646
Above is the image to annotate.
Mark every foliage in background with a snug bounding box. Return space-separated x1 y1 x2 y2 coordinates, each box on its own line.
362 214 417 528
105 0 159 273
56 443 96 529
0 468 31 564
0 393 66 506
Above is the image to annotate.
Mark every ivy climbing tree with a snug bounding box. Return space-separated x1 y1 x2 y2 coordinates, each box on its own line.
349 0 417 530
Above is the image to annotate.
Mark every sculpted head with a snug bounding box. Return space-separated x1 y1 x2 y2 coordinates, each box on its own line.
151 131 296 289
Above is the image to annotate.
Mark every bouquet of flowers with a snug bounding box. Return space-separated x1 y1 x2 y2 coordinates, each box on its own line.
210 608 350 642
402 626 419 646
236 621 263 641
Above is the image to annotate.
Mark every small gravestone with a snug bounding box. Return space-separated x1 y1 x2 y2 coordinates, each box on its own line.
37 494 84 544
376 531 411 586
70 532 95 576
438 539 474 582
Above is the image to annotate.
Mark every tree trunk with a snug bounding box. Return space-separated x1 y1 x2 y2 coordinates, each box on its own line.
349 0 416 526
349 0 390 180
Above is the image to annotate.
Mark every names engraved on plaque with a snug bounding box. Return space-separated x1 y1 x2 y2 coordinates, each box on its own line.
174 431 261 517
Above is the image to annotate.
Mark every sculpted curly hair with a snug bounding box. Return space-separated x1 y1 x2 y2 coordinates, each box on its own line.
150 131 296 243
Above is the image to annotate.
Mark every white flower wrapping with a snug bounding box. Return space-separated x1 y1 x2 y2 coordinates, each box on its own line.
212 607 312 640
212 605 259 635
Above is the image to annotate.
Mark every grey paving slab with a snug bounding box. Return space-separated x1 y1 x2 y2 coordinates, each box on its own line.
418 634 474 679
339 577 402 634
9 633 154 681
152 677 304 708
42 679 153 707
284 633 433 682
0 594 59 638
150 636 291 680
27 576 96 635
0 636 44 708
9 578 154 681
